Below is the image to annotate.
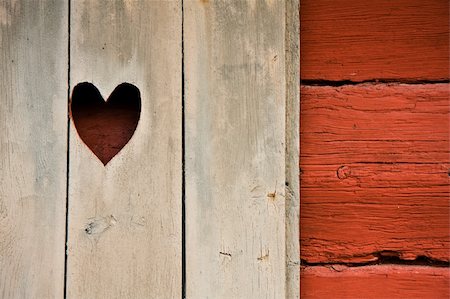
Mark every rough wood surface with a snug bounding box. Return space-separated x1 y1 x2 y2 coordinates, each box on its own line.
301 265 450 299
185 1 287 298
300 0 449 81
285 0 300 298
67 1 182 298
0 1 67 297
301 84 449 164
300 84 450 263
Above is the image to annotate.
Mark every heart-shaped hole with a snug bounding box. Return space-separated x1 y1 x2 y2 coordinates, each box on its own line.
70 82 141 165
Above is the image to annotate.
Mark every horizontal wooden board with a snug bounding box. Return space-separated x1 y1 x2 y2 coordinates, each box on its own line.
301 265 450 299
300 0 449 81
300 84 450 263
301 84 449 164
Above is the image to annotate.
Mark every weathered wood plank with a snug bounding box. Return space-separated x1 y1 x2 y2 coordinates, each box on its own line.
0 0 68 297
301 265 450 299
285 0 300 298
300 0 449 81
185 1 287 298
300 84 450 263
301 84 449 164
67 1 182 298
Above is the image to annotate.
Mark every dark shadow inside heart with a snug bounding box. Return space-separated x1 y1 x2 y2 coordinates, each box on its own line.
70 82 141 165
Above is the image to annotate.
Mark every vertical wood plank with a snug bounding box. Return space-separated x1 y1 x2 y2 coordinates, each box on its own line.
185 1 287 298
67 1 182 298
0 0 68 297
285 1 300 298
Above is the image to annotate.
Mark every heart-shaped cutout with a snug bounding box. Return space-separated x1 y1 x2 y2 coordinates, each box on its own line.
70 82 141 165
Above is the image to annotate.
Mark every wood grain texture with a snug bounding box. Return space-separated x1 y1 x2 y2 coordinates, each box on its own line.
0 0 67 297
300 84 450 263
301 265 450 299
285 0 300 298
301 84 449 164
185 1 287 298
300 0 449 81
67 1 182 298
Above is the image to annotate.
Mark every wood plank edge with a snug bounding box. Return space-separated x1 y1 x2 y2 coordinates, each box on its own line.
285 1 300 298
301 265 450 298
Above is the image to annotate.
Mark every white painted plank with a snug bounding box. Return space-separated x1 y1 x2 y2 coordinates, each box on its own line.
0 0 68 297
67 1 182 298
285 1 300 298
185 1 287 298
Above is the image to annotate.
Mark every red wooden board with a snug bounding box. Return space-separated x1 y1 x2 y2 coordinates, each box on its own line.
300 84 450 263
301 84 449 164
300 0 449 81
301 265 450 299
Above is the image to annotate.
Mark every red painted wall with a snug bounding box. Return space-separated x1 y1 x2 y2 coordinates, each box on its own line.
300 0 449 297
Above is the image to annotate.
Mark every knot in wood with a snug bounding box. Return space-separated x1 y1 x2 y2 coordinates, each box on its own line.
336 166 351 180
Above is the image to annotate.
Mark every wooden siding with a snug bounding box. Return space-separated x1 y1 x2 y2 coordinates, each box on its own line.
300 0 449 82
300 0 450 297
0 1 299 298
301 265 450 299
300 84 449 263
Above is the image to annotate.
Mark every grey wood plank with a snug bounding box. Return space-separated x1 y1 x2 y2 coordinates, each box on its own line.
67 1 182 298
285 1 300 298
185 1 288 298
0 0 68 297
